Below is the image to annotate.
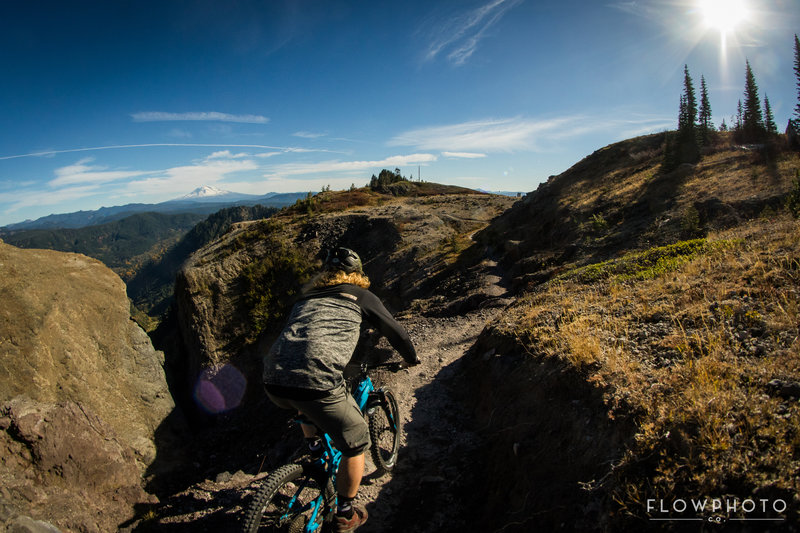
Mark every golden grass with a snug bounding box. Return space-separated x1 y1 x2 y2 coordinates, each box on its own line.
494 214 800 519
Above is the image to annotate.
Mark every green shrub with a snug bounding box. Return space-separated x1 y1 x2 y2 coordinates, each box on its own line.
557 238 738 284
240 234 315 340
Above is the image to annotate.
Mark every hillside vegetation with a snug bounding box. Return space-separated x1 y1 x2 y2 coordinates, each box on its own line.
464 132 800 530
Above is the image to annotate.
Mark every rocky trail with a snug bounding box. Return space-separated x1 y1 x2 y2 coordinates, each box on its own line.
128 260 513 532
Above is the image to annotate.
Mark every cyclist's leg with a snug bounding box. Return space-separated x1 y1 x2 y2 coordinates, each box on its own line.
289 383 370 492
338 453 365 498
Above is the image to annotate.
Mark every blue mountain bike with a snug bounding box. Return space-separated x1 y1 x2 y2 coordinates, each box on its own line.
241 361 402 532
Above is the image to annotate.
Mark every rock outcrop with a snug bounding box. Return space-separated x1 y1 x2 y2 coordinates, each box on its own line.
0 243 174 530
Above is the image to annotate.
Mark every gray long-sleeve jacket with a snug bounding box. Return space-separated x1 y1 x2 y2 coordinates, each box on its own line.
262 283 418 392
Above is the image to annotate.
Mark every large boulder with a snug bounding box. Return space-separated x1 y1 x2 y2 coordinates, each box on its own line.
0 397 156 532
0 243 174 530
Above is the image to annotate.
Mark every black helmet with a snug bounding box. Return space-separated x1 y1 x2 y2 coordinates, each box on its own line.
325 247 363 274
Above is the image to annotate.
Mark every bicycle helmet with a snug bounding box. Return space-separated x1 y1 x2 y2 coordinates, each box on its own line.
325 247 363 274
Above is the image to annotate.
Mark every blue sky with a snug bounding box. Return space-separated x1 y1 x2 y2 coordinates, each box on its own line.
1 0 798 226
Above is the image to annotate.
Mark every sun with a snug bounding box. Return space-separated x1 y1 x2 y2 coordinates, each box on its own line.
700 0 747 36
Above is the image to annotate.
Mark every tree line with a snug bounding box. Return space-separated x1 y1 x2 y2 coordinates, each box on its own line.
663 34 800 172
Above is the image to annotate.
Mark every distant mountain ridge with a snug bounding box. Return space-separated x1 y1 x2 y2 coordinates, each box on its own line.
1 187 310 231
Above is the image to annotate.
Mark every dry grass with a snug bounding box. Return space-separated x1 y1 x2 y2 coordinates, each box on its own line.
494 214 800 522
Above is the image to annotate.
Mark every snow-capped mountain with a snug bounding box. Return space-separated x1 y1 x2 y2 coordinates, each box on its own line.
170 185 261 204
179 185 231 199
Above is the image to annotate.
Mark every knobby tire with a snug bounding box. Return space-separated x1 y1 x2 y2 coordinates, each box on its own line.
368 388 401 473
241 462 335 533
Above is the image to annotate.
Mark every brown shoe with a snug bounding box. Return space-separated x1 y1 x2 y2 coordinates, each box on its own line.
334 504 368 533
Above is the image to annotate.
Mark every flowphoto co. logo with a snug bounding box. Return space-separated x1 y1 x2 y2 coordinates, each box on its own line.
647 497 787 524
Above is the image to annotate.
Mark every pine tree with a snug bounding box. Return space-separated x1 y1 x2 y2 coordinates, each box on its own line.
763 95 778 136
676 65 700 163
699 75 713 144
682 65 698 130
793 34 800 125
742 60 765 142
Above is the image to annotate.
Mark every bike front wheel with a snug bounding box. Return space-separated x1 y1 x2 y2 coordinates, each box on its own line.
241 462 335 533
368 387 401 474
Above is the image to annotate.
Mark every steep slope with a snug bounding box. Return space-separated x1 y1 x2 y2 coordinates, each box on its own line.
0 242 175 531
464 134 800 529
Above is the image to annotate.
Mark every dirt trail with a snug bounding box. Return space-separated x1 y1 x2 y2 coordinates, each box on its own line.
356 308 503 532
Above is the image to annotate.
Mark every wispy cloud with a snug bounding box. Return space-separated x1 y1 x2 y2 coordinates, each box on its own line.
130 111 269 123
423 0 523 65
389 116 584 152
45 156 258 192
390 113 675 153
263 154 437 179
0 143 342 161
442 151 487 159
1 185 105 213
206 150 251 159
49 158 152 187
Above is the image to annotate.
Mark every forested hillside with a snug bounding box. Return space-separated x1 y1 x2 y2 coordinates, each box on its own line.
0 211 205 278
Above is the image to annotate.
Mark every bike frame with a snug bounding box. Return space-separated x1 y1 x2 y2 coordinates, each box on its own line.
285 369 384 533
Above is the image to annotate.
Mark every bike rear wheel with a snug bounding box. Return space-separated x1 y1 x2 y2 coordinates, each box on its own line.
368 388 401 473
241 462 335 533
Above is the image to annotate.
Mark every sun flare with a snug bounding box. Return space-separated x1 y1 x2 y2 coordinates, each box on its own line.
700 0 747 35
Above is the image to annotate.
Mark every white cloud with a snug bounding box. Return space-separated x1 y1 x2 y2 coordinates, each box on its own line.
206 150 251 159
1 184 105 213
442 151 487 159
130 111 269 123
423 0 523 66
263 154 438 178
389 117 583 152
0 143 345 161
390 113 675 153
49 158 152 187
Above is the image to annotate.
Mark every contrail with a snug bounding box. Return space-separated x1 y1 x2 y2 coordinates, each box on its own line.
0 143 342 161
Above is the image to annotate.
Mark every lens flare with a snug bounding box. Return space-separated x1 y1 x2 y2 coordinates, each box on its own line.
193 364 247 414
700 0 747 35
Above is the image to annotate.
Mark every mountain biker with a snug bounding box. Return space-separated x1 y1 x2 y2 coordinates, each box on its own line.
262 247 420 533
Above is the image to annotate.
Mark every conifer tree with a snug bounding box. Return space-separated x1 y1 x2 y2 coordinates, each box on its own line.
676 65 700 162
794 34 800 125
742 60 765 142
764 95 778 136
699 75 713 144
682 65 698 130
